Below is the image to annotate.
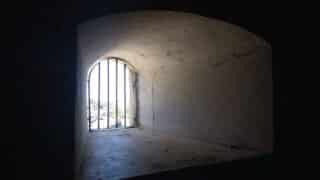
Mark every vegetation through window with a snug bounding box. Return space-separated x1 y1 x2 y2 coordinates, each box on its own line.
87 57 136 131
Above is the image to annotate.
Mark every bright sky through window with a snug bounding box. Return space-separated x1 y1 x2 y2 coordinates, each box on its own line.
88 58 135 130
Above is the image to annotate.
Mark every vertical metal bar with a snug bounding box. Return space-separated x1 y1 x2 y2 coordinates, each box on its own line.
115 58 118 128
97 62 101 130
124 64 127 128
107 59 110 129
88 79 91 131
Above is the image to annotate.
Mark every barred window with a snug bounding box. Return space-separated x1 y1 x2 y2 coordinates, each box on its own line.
87 57 137 131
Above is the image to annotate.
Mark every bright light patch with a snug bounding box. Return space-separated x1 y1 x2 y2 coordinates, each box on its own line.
87 58 136 130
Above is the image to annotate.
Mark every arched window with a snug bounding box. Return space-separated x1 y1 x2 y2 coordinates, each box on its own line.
87 57 137 131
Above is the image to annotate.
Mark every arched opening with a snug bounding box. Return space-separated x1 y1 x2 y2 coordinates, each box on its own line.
76 11 272 180
87 57 137 131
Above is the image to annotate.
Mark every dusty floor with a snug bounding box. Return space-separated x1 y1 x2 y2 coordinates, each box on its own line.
79 128 259 180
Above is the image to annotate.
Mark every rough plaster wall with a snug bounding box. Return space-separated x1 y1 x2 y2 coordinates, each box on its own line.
75 51 89 176
76 10 272 166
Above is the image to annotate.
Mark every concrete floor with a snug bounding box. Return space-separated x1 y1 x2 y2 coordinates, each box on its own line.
79 128 259 180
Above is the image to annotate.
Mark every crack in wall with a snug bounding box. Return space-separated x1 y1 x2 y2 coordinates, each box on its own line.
151 71 156 134
208 45 264 69
232 45 260 58
151 66 165 134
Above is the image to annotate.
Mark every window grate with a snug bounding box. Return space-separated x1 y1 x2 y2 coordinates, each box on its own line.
87 57 135 131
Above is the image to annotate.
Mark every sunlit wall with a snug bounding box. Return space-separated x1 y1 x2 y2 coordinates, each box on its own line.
75 10 272 174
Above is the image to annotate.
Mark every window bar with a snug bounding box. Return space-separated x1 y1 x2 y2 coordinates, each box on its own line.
115 58 118 128
88 78 91 131
97 62 101 130
124 64 127 128
107 59 110 129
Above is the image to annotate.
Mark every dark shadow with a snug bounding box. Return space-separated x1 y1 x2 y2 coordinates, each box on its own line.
125 154 273 180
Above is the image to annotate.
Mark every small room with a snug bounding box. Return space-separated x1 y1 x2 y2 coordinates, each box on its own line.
75 10 273 180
